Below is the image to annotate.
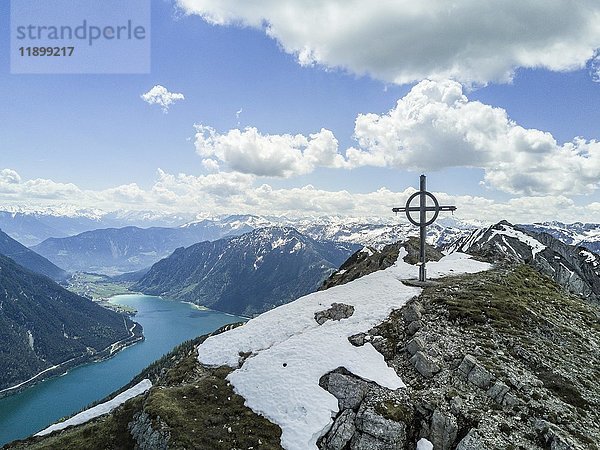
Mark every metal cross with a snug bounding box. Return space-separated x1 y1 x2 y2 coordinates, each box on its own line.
392 175 456 281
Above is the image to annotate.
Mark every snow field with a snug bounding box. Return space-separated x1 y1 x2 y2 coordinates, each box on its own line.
198 251 491 449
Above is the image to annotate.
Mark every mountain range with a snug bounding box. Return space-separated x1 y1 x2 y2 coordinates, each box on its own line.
450 220 600 303
134 226 360 316
30 217 269 275
23 214 474 275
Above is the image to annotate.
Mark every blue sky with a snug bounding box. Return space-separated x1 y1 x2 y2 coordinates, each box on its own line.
2 0 600 223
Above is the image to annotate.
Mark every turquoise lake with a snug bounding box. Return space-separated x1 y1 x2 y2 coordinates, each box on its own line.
0 294 243 446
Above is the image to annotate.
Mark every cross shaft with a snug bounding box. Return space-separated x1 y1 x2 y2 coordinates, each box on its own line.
392 174 457 281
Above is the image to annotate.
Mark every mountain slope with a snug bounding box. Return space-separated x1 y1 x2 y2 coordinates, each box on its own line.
0 229 66 281
0 254 139 392
134 227 359 316
11 241 600 449
448 220 600 303
31 226 214 275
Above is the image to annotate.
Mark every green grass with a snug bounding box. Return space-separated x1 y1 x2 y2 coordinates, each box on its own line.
66 273 133 300
143 362 282 450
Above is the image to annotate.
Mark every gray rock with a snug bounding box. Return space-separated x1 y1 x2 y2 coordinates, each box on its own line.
128 412 170 450
406 320 422 336
325 409 356 450
402 303 423 323
467 364 493 389
486 380 510 403
354 406 406 448
406 336 425 356
457 354 478 378
349 333 367 346
328 372 369 410
455 429 488 450
535 419 577 450
429 409 458 450
501 391 519 409
410 351 440 378
315 303 356 325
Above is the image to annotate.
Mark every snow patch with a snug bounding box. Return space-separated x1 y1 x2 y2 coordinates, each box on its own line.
35 379 152 436
489 225 546 258
417 438 434 450
359 246 373 256
26 330 34 351
197 251 490 450
580 249 598 266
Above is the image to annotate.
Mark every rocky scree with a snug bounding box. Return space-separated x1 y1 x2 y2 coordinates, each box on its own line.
318 265 600 449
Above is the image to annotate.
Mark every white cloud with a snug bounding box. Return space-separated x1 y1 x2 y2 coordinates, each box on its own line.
141 85 185 113
0 169 21 185
202 158 220 172
590 52 600 83
0 169 81 199
176 0 600 84
194 124 346 177
188 80 600 196
346 79 600 195
4 167 600 224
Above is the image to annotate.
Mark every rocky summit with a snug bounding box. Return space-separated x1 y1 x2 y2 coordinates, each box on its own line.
7 222 600 450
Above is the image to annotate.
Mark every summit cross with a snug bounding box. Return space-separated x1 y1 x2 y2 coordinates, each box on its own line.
392 174 456 282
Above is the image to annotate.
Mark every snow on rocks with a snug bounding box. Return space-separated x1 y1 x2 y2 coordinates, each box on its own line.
197 251 491 450
35 379 152 436
580 249 598 266
489 224 546 257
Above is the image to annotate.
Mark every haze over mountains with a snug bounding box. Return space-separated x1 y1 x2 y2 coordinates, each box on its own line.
4 208 600 280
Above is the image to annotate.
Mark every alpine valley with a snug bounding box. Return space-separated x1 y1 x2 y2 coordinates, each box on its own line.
3 216 598 450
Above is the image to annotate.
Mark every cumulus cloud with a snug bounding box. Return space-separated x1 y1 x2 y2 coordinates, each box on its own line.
193 125 347 177
188 80 600 196
0 169 21 185
346 79 600 195
4 167 600 224
141 85 185 113
176 0 600 84
0 169 81 199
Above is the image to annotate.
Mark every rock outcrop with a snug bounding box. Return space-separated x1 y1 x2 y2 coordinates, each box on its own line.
318 265 600 449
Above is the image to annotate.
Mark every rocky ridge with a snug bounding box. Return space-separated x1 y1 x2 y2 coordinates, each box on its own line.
448 220 600 304
317 265 600 449
320 237 443 291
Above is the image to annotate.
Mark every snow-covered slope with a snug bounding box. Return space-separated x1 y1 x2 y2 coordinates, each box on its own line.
197 251 491 449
